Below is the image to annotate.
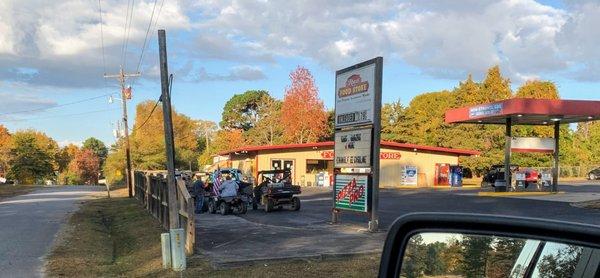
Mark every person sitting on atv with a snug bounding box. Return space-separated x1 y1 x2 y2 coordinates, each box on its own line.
220 175 239 198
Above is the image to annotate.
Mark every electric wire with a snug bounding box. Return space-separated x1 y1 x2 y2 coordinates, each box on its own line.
123 0 136 71
133 73 171 131
0 93 113 116
0 108 120 123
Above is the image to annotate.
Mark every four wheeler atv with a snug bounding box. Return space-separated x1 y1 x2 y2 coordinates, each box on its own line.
253 169 302 212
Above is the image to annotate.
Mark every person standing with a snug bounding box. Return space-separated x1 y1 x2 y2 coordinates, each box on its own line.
193 174 206 213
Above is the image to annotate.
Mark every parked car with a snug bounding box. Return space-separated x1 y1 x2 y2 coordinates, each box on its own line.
588 167 600 180
481 164 519 187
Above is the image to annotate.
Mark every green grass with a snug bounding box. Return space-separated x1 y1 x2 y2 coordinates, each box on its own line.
0 184 40 200
46 188 380 277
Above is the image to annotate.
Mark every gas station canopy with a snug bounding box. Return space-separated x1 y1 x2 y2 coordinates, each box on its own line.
444 98 600 193
445 98 600 125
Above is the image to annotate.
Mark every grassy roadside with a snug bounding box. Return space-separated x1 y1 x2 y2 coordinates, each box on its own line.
46 187 380 277
0 184 41 200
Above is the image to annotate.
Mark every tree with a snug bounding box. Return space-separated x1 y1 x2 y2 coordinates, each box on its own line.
487 238 525 278
401 234 428 278
65 149 100 185
460 235 493 278
55 144 80 174
103 141 126 185
130 100 200 170
246 94 284 145
82 137 108 168
280 66 328 144
381 99 409 142
425 242 448 276
515 80 560 99
7 131 56 184
481 65 512 102
220 90 271 131
0 125 11 177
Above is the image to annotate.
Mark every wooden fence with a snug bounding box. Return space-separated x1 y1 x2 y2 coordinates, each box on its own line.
133 171 195 255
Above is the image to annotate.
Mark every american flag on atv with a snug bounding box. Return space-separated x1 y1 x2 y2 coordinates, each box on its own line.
211 170 222 196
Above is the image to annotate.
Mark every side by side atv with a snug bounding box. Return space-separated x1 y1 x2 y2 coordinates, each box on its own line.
253 169 302 212
206 168 253 215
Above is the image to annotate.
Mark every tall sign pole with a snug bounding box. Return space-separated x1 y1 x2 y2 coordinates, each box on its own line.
104 67 140 198
332 57 383 232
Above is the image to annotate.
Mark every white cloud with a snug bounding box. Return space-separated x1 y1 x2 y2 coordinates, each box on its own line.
189 65 266 81
190 0 600 82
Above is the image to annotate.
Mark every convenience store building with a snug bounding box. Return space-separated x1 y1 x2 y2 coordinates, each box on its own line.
214 141 479 187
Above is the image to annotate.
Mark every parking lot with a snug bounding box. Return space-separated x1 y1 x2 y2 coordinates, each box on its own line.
195 181 600 267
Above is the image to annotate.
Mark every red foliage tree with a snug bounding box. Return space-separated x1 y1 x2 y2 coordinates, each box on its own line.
280 66 328 144
69 149 100 185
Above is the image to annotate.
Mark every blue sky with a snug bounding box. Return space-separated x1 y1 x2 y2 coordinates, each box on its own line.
1 0 600 146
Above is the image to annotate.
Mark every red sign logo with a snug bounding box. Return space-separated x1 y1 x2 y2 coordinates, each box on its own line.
338 74 369 98
336 178 365 205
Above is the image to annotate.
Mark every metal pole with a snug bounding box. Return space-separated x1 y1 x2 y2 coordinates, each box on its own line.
504 117 512 192
158 29 179 230
120 68 133 198
553 121 560 192
369 57 383 232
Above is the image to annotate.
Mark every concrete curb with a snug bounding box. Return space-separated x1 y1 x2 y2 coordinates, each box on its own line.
478 191 565 197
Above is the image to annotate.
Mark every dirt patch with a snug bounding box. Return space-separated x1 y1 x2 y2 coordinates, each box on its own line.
572 199 600 210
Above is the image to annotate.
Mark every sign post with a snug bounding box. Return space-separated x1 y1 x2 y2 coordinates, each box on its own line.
332 57 382 232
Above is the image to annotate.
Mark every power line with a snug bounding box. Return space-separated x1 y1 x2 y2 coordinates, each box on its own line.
0 93 112 116
98 0 107 76
0 108 119 122
121 0 133 68
133 73 171 131
133 97 160 131
135 0 158 75
132 0 166 85
123 0 137 71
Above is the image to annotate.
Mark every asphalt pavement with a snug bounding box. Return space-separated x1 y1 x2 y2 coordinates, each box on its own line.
196 181 600 267
0 186 103 278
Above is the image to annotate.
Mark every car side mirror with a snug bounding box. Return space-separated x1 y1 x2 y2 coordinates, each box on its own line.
378 213 600 278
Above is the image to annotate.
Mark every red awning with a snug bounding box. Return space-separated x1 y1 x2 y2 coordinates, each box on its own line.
445 98 600 125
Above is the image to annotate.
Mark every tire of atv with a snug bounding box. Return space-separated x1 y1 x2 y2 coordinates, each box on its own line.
239 203 248 214
208 199 216 214
291 197 301 211
252 202 258 210
265 198 274 213
219 202 229 215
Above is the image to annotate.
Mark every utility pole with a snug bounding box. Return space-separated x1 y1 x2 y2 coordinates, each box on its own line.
104 66 140 198
158 29 179 229
158 29 186 271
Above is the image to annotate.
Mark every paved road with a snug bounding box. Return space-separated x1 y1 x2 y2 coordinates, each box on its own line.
0 186 103 278
240 182 600 230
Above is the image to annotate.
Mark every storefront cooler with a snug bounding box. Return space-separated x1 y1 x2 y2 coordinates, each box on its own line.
450 166 463 187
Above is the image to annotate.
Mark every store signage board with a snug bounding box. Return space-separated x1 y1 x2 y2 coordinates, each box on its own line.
335 62 377 128
334 174 369 212
511 137 555 153
334 128 372 168
469 103 503 119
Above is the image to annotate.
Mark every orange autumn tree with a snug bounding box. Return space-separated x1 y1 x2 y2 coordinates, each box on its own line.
68 149 100 185
280 66 328 144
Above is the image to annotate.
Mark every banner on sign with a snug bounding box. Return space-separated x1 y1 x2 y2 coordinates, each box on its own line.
511 137 555 153
334 174 369 212
334 128 372 168
335 62 376 128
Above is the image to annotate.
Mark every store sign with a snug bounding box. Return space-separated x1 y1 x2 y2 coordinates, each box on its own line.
335 63 376 127
322 150 400 160
402 165 418 185
334 128 372 168
511 137 555 153
469 103 503 119
334 174 368 212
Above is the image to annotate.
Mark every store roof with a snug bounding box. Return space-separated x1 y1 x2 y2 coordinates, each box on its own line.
445 98 600 125
219 141 480 156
